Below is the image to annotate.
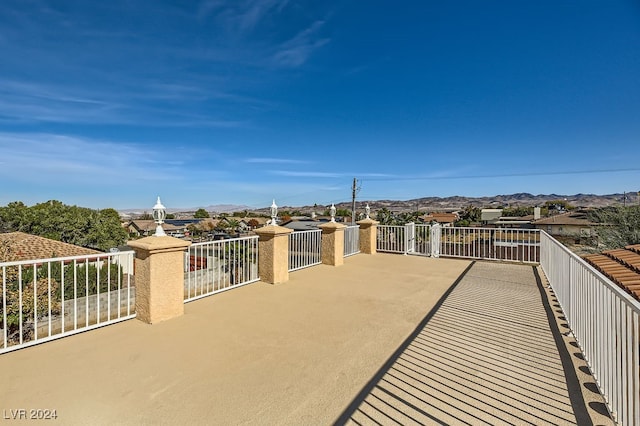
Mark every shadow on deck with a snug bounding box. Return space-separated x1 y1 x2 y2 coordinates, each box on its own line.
336 261 613 426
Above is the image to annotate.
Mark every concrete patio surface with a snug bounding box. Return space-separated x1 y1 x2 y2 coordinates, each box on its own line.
0 254 611 425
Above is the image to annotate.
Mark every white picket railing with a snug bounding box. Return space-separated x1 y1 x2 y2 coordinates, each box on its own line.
378 224 539 262
540 231 640 426
440 227 540 263
289 230 322 272
344 225 360 257
1 251 135 354
184 236 259 303
377 225 406 253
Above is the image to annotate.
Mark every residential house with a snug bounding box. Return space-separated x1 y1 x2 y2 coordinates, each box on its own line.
126 219 203 238
480 209 503 225
531 211 597 240
241 217 270 230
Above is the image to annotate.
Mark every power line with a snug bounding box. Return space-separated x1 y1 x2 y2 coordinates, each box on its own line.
361 167 640 182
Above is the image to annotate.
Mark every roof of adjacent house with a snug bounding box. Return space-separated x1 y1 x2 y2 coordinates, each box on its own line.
532 212 597 226
584 244 640 300
0 232 102 262
280 218 330 231
241 217 270 225
127 220 185 232
420 212 459 224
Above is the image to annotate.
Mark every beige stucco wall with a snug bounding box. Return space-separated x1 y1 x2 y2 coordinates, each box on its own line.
255 225 293 284
319 222 346 266
128 236 191 324
357 218 378 254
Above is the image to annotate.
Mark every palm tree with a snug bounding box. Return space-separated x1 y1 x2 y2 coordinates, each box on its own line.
225 219 241 235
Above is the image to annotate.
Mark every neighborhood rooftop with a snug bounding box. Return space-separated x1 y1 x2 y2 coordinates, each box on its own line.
0 231 101 261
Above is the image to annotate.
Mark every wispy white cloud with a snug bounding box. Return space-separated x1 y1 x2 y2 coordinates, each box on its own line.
245 157 310 164
0 133 181 185
0 79 245 127
270 170 343 178
239 0 288 32
273 20 329 68
198 0 289 33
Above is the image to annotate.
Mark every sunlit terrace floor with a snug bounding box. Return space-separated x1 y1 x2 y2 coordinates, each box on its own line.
0 254 612 425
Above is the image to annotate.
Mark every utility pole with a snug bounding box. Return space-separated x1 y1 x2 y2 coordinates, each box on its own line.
351 178 360 224
624 191 627 207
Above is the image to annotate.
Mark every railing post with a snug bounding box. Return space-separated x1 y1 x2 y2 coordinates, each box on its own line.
255 225 293 284
430 223 441 258
356 218 378 254
319 222 346 266
128 236 191 324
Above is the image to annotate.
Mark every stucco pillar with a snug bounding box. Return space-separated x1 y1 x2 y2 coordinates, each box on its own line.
319 222 346 266
255 225 293 284
357 218 379 254
128 236 191 324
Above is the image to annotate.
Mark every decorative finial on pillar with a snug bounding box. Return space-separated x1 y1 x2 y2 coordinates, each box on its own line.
270 199 278 226
152 196 166 237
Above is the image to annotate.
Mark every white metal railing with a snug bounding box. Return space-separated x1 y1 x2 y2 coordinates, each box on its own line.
344 225 360 257
289 229 321 271
377 225 406 253
440 227 540 263
540 231 640 426
1 251 135 354
184 236 259 303
378 225 539 262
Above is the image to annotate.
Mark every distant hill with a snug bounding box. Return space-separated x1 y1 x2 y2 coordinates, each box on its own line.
270 192 637 215
120 193 638 217
118 204 252 216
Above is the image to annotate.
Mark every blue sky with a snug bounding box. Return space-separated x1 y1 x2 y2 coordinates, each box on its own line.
1 1 639 210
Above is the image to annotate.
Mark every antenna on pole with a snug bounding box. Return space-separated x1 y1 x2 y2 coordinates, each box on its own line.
351 177 361 224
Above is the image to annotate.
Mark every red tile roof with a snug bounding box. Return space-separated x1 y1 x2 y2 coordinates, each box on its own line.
420 213 459 224
0 232 101 262
584 244 640 300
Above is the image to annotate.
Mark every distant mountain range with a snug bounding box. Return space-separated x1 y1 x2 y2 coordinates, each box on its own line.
118 204 253 216
291 192 640 214
119 193 639 216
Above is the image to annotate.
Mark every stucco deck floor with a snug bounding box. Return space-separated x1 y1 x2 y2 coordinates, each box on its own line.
0 254 610 425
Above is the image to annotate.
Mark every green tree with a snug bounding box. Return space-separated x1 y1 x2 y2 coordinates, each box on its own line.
502 206 533 217
225 219 241 234
194 208 210 218
589 206 640 249
458 206 481 223
0 200 127 251
375 208 395 225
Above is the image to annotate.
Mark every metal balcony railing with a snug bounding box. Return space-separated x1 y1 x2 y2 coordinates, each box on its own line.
288 229 321 272
540 231 640 426
344 225 360 257
1 251 135 354
184 236 259 303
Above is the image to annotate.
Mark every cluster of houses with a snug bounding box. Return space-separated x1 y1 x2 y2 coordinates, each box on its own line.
5 205 640 305
124 217 271 240
122 206 598 244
